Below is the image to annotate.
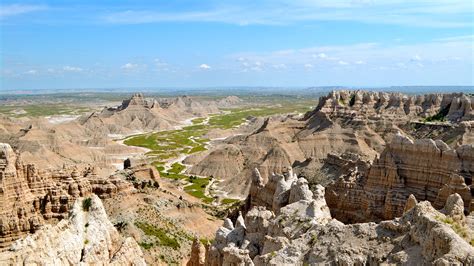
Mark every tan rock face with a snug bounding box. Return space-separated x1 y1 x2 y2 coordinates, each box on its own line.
80 94 219 135
0 195 146 265
309 90 473 123
0 143 136 250
196 173 474 265
326 135 473 223
190 91 473 198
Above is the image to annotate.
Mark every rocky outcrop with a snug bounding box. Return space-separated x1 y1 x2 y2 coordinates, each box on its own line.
0 195 146 265
326 135 473 223
190 91 473 197
80 94 220 135
308 90 473 123
0 143 136 250
194 172 474 265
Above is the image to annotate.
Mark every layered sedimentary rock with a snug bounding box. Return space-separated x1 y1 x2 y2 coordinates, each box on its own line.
0 195 146 265
80 94 219 135
190 91 473 197
326 135 473 223
192 171 474 265
308 90 473 123
0 143 138 250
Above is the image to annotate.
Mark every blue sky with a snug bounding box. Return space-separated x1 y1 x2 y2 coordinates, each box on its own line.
1 0 473 90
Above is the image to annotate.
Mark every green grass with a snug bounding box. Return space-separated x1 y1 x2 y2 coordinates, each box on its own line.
191 117 206 124
0 104 91 117
221 198 240 205
82 198 92 211
169 162 186 174
124 101 314 204
436 215 472 244
135 221 180 250
139 242 154 250
424 103 451 122
184 177 213 203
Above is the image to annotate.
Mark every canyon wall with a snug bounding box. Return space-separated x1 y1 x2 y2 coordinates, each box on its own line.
326 135 473 223
0 143 140 250
190 169 474 265
0 195 146 265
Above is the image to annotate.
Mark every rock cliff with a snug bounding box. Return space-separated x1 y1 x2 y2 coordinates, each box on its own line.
0 143 137 250
0 195 146 265
326 135 473 223
191 170 474 265
189 90 473 197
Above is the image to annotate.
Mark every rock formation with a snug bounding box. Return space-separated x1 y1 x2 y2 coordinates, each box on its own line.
80 94 219 135
189 91 473 197
326 135 473 223
0 143 139 250
307 90 473 123
0 195 146 265
191 170 474 265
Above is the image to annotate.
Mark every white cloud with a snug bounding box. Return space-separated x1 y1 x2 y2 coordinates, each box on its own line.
272 64 287 69
0 4 47 19
121 63 139 70
154 59 169 71
230 37 472 73
314 53 328 59
63 66 83 72
411 55 422 61
199 64 211 69
304 63 314 68
101 1 472 28
25 69 37 75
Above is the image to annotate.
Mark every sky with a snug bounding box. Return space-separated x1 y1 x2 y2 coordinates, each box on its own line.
0 0 473 90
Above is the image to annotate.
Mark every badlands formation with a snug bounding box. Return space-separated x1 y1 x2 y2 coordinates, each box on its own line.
188 90 473 196
0 90 473 265
0 93 220 170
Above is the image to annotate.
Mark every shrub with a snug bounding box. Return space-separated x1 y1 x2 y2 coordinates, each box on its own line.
82 198 92 211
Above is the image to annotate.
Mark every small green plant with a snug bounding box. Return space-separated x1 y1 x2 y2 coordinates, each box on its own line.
338 98 345 106
84 239 89 245
424 103 451 122
139 242 153 250
82 198 92 211
349 94 356 106
85 222 89 228
135 221 180 249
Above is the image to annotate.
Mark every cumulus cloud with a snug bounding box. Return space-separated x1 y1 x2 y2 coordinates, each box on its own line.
411 55 422 61
25 69 37 75
314 53 328 59
355 60 366 65
63 66 83 72
121 63 139 70
304 63 314 68
199 64 211 69
338 60 349 65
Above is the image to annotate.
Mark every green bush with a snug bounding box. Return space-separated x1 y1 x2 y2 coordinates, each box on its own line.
82 198 92 211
